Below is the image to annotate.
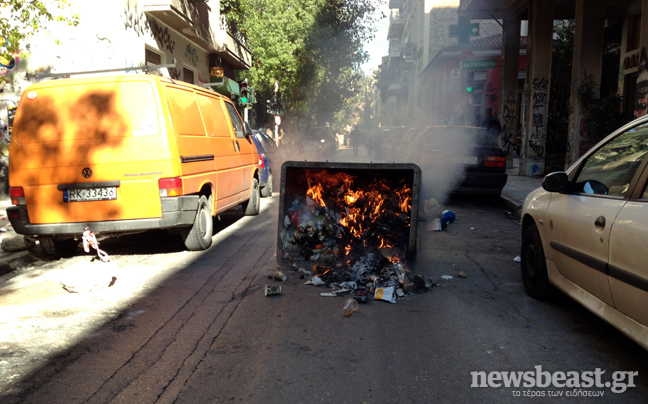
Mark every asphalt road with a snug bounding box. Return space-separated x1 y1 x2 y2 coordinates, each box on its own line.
0 147 647 403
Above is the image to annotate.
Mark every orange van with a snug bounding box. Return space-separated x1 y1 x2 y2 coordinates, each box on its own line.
7 74 260 257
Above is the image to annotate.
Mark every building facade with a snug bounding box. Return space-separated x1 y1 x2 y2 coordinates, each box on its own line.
0 0 251 105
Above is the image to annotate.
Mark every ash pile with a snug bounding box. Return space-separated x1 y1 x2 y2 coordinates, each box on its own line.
277 162 428 302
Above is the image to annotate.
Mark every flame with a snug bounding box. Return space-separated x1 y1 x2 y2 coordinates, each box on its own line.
301 169 413 264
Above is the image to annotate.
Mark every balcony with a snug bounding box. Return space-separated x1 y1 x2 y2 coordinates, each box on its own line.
402 42 419 60
388 82 402 95
141 0 251 69
387 10 404 39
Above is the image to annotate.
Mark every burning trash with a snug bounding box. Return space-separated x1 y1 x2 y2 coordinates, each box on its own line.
277 161 423 302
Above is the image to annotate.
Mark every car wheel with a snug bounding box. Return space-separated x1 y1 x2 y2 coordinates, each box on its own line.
261 173 273 197
181 195 213 251
40 238 79 260
243 178 261 216
521 223 552 299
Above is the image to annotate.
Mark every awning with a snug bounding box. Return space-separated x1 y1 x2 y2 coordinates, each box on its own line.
209 77 240 98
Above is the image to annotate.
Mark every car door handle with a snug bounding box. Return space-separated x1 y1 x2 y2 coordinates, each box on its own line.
595 216 606 227
233 140 240 152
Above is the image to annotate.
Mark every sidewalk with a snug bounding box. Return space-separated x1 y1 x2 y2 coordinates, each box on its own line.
500 157 543 215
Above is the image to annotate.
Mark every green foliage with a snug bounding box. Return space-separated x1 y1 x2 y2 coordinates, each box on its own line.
0 0 79 58
577 74 625 144
222 0 384 131
547 20 573 154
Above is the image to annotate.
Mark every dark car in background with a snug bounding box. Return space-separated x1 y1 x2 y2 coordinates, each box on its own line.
407 126 507 198
251 130 274 197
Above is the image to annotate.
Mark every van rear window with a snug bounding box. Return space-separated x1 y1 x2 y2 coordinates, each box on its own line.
14 81 160 144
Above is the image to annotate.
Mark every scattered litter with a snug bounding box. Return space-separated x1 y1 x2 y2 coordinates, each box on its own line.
342 298 359 316
353 290 369 303
320 292 337 297
426 217 442 231
0 227 6 232
265 284 282 296
470 227 475 230
423 198 442 220
273 271 287 281
513 256 521 262
374 286 397 303
440 210 456 224
458 271 467 279
305 276 326 286
82 227 109 262
441 275 453 280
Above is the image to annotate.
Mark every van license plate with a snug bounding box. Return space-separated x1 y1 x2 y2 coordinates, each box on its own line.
64 187 117 202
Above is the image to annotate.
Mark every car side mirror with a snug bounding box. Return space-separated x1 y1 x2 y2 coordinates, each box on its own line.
542 171 569 192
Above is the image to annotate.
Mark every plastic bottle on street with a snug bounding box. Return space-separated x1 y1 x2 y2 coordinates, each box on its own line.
342 298 359 317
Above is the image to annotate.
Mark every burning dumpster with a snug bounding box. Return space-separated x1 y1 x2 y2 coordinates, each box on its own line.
277 161 422 299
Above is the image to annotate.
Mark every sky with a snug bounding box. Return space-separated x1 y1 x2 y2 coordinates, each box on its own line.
361 0 391 75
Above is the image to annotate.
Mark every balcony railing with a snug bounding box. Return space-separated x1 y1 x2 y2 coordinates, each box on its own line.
141 0 251 69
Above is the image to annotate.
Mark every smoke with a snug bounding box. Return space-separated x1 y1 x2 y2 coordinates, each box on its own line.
269 125 497 210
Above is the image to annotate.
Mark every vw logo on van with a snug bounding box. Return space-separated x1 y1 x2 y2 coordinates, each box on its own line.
82 167 93 178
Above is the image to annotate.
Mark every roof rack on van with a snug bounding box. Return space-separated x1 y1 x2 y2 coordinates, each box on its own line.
35 59 181 80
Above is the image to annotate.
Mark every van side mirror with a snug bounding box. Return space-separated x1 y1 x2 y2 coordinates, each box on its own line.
542 171 569 192
243 122 253 142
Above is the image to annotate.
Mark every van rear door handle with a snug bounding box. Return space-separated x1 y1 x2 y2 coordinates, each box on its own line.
233 140 240 152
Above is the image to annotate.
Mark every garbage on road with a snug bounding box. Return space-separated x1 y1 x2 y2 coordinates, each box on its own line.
423 198 456 231
342 298 359 316
277 162 428 304
265 284 282 296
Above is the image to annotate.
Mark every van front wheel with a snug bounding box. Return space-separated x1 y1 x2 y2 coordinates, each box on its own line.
181 195 213 251
243 178 260 216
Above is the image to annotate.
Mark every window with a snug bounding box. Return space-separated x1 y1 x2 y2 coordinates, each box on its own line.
183 67 195 84
225 102 245 138
575 123 648 197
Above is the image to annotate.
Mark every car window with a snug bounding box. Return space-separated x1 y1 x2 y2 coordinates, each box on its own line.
575 123 648 197
224 102 245 138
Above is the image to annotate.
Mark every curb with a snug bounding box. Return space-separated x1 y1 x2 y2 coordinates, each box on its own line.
500 193 523 218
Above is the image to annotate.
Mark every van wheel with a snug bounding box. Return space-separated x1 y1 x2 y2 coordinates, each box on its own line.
521 224 553 300
40 238 79 260
261 173 273 198
243 178 261 216
181 195 213 251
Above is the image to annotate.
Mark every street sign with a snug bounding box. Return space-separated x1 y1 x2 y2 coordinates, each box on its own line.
461 59 496 70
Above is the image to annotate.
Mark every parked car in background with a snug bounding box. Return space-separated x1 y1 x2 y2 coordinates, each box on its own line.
251 130 273 197
521 115 648 350
407 126 507 197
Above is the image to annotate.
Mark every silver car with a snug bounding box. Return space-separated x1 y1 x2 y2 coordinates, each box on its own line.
521 115 648 350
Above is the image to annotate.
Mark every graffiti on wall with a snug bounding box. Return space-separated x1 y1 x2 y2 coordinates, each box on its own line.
498 90 517 153
185 45 198 67
528 77 548 159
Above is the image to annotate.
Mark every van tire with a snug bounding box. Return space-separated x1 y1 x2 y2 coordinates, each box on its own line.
261 173 273 198
181 195 213 251
40 238 78 259
243 178 261 216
